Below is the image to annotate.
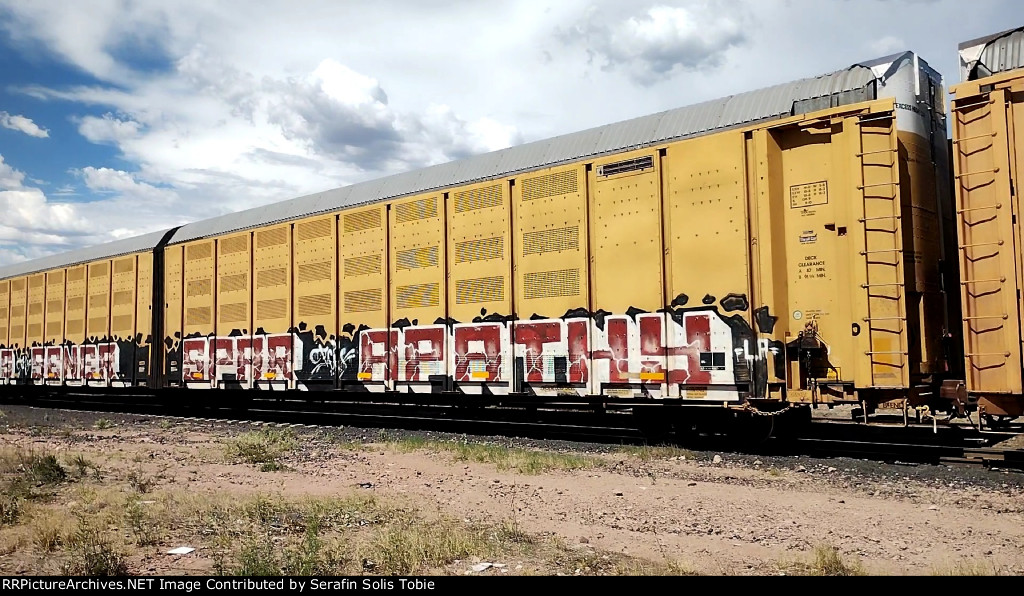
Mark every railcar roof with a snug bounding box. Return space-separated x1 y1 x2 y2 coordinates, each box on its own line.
0 51 931 281
960 26 1024 81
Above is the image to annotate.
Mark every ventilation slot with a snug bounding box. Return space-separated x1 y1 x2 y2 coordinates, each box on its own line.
28 302 43 316
46 321 62 336
257 298 288 320
67 268 85 282
219 273 248 294
344 289 382 313
112 291 133 307
523 170 578 200
220 303 247 325
257 227 288 248
454 184 502 213
0 281 7 294
47 300 62 314
11 279 25 292
598 156 654 177
186 307 212 327
29 275 44 289
112 315 133 333
257 267 288 288
297 294 332 318
27 323 41 337
88 317 107 334
186 279 213 297
396 246 439 270
395 197 438 223
67 297 85 312
10 325 23 340
455 237 503 263
0 327 6 340
523 269 580 300
298 261 333 284
114 258 135 274
0 309 6 320
187 243 213 261
523 226 579 256
219 236 248 255
396 283 440 310
297 218 333 241
66 320 83 335
47 274 64 286
344 255 381 278
343 210 382 233
456 277 504 304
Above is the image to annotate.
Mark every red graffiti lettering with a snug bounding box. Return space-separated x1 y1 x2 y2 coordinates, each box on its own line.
668 314 712 385
0 349 13 379
253 334 293 381
30 347 45 380
359 330 396 382
63 346 82 380
453 324 502 382
44 347 62 381
399 327 445 382
182 338 210 382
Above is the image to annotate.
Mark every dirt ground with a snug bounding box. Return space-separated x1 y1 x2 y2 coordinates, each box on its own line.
0 405 1022 576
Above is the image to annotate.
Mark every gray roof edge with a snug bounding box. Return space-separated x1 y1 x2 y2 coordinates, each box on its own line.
959 26 1024 51
0 228 174 281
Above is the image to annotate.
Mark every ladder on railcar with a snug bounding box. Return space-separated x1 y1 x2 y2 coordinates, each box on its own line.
951 91 1019 393
856 112 909 388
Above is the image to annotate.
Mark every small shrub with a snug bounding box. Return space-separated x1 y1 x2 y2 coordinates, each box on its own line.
27 454 68 485
126 469 155 494
124 499 158 546
0 496 22 526
234 534 283 576
810 545 863 576
67 455 95 478
62 523 129 576
33 521 64 552
93 419 115 430
225 429 297 469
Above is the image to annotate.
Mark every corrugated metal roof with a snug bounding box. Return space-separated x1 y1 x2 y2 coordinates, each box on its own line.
2 51 925 280
167 59 887 245
960 26 1024 81
0 228 173 280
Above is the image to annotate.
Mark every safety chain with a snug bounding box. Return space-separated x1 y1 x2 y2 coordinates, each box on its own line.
745 404 795 417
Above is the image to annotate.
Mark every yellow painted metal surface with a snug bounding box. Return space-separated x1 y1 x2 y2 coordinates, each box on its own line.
86 262 111 341
65 266 87 345
253 225 291 334
293 215 337 337
216 232 252 335
589 149 664 312
137 253 153 346
110 256 137 342
163 246 184 378
0 280 9 347
182 240 215 338
27 273 45 346
390 194 445 324
8 277 25 349
44 270 65 345
663 132 748 311
447 180 511 321
951 77 1024 398
513 165 589 317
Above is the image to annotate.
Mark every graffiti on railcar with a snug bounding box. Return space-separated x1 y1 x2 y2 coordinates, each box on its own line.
0 348 14 380
292 323 335 385
252 332 298 383
164 332 183 384
356 327 396 383
514 318 589 384
181 335 212 382
29 346 45 380
395 324 446 383
452 322 509 383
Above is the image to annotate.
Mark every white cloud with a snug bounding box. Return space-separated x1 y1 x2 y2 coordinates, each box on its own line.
0 111 49 138
76 113 142 144
560 3 748 85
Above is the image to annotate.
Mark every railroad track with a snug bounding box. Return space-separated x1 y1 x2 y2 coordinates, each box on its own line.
4 393 1023 471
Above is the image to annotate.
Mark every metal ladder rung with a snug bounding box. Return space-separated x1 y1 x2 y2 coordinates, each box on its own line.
961 277 1006 285
952 99 995 112
958 240 1004 249
859 215 901 222
865 351 909 355
858 182 899 190
857 148 898 157
863 316 907 321
965 352 1010 358
963 314 1009 321
860 283 904 288
956 203 1002 213
860 248 902 255
952 131 996 144
955 167 1000 179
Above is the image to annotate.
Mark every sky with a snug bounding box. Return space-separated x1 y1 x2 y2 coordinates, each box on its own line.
0 0 1017 266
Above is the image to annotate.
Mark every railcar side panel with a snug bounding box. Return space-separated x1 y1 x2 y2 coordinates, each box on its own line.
26 273 45 382
0 280 9 382
85 262 112 385
8 278 26 381
43 270 65 383
163 246 184 386
215 233 253 389
110 256 137 386
512 165 590 398
136 253 153 386
182 241 215 387
389 194 447 394
252 224 293 390
340 207 389 391
589 149 666 398
293 216 337 388
446 181 513 395
64 266 87 383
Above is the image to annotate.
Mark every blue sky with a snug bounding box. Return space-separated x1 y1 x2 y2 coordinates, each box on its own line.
0 0 1018 266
